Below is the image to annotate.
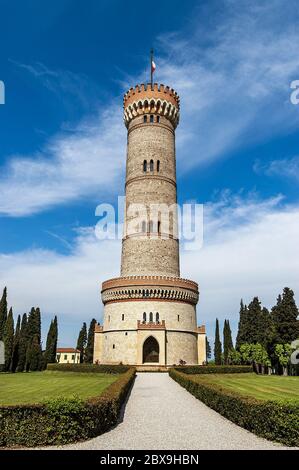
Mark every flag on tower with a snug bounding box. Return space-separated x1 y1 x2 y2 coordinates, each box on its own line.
151 60 156 74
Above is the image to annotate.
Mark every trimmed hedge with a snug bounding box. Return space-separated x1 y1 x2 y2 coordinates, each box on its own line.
174 365 253 374
47 363 130 374
169 369 299 446
0 368 135 447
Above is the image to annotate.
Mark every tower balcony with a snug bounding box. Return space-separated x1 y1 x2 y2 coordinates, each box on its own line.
137 320 166 330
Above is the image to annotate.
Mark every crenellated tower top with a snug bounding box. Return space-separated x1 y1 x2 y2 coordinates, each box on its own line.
123 83 180 128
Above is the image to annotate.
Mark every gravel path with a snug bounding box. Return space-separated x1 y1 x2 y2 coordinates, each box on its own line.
54 372 288 450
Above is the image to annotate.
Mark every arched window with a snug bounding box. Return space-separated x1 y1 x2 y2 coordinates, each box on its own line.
156 116 160 123
143 312 146 323
143 160 147 172
143 115 147 123
156 312 159 323
150 114 154 123
157 160 160 172
150 159 154 172
142 220 146 233
149 312 153 322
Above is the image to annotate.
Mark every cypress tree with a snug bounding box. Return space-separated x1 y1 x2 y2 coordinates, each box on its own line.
11 314 21 372
85 318 97 363
4 307 14 371
205 337 211 361
25 307 42 371
214 318 222 365
236 300 250 349
223 319 234 364
272 287 299 344
246 297 264 345
43 315 58 369
28 334 42 371
76 322 87 363
51 316 58 362
17 313 28 372
25 308 35 371
0 287 8 340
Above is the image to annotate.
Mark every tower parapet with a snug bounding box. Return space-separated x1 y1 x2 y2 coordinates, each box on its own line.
123 83 180 128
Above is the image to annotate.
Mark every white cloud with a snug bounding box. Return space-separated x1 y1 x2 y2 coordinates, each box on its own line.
254 156 299 182
1 1 299 216
154 0 299 172
1 194 298 345
0 105 125 216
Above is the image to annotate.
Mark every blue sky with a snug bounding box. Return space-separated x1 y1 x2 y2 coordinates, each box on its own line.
0 0 299 348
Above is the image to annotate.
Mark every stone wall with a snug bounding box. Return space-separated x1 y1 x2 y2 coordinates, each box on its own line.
98 300 199 365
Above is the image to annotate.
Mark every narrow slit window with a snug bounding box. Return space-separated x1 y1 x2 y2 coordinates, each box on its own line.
177 315 180 322
150 114 154 123
122 314 125 321
143 115 147 123
143 160 147 172
150 159 154 171
143 312 146 323
156 312 159 323
157 160 160 172
149 312 153 322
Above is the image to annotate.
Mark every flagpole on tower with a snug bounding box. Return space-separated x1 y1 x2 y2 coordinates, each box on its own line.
150 48 154 89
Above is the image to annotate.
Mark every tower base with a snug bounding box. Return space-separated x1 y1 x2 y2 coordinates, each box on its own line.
93 276 206 366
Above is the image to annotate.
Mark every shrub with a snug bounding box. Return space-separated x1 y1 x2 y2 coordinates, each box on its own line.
47 363 130 374
0 368 135 447
174 365 253 374
169 369 299 446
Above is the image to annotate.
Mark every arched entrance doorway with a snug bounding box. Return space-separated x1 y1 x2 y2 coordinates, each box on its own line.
143 336 159 363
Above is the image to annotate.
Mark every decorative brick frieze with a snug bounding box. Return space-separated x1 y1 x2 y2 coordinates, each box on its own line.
101 276 199 306
123 83 180 128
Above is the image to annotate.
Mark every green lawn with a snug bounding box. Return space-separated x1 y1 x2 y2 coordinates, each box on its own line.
189 373 299 402
0 371 119 405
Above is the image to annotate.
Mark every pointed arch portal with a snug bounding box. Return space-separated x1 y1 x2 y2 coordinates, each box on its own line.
143 336 159 363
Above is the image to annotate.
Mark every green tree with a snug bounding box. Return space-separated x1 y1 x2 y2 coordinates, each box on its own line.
11 314 21 372
205 337 212 362
17 313 28 372
274 343 293 376
3 307 14 371
214 318 222 365
0 286 8 341
28 334 42 371
236 300 249 349
43 316 58 369
223 319 234 364
76 322 87 363
251 343 271 374
246 297 273 347
272 288 299 344
25 307 42 371
228 349 242 365
239 343 254 365
85 318 97 363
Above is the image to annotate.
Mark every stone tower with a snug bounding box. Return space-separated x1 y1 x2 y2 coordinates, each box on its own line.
94 83 206 366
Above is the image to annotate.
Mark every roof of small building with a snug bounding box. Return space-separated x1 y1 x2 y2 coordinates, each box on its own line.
56 348 80 353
